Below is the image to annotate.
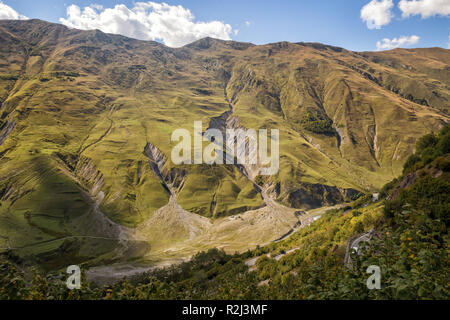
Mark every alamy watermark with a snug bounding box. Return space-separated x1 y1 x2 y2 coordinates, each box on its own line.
171 121 280 176
366 265 381 290
66 265 81 290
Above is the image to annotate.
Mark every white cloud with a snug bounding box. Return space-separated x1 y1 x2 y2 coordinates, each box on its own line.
0 1 28 20
245 21 251 27
361 0 394 29
376 35 420 50
399 0 450 19
59 2 234 47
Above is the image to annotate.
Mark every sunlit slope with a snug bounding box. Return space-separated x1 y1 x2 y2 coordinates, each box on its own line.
0 20 448 263
220 42 448 205
361 47 450 112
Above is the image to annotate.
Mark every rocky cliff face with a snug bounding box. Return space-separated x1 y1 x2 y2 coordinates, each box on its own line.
282 183 360 210
144 142 186 194
0 120 15 146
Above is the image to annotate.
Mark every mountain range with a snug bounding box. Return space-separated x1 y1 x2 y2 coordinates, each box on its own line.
0 19 448 270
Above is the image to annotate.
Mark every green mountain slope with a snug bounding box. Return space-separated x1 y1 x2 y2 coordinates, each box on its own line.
1 125 448 299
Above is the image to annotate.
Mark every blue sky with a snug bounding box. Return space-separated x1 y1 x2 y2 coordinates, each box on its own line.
0 0 449 51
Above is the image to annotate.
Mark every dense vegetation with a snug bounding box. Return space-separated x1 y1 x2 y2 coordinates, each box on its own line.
299 108 335 135
1 126 448 300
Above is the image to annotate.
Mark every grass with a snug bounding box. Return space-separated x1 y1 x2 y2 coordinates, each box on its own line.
0 19 448 269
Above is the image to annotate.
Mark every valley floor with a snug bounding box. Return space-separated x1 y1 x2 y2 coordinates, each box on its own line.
85 202 349 285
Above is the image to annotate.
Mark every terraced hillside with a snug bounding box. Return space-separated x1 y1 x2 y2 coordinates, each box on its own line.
0 19 448 269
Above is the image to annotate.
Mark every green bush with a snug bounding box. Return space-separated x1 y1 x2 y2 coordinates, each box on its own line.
416 133 438 154
300 109 335 135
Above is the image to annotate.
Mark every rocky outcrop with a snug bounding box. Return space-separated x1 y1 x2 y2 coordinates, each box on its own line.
0 120 15 146
144 142 186 193
0 182 20 202
56 153 105 200
206 99 261 181
281 183 360 210
74 156 105 198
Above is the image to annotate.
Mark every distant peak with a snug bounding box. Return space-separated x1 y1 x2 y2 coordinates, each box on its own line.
184 37 254 51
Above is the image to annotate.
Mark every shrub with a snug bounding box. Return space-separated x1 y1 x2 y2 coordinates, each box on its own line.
352 210 362 217
436 157 450 172
416 133 438 153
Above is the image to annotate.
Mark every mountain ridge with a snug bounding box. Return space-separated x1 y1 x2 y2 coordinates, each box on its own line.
2 18 449 53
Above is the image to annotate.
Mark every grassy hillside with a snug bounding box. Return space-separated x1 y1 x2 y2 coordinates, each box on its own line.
1 125 448 300
0 19 448 268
